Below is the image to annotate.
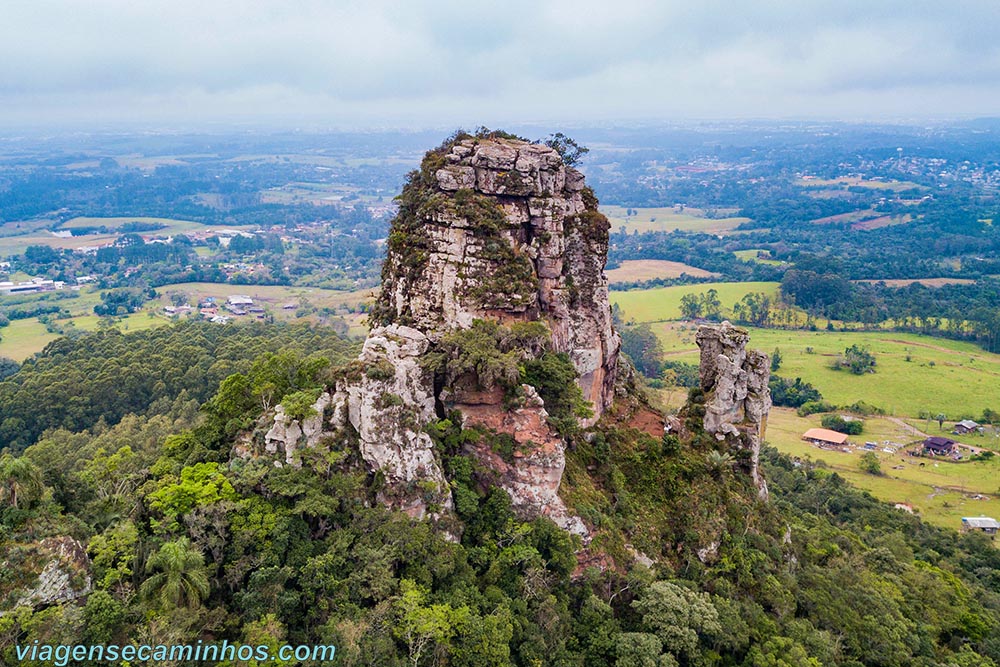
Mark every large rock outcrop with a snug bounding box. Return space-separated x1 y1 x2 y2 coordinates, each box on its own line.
1 537 92 612
246 133 624 528
696 321 770 498
371 136 620 424
444 384 587 536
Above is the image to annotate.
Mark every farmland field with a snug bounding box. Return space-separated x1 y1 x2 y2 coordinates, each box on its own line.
640 323 1000 418
0 282 374 360
605 260 717 283
609 282 781 322
600 205 749 234
766 408 1000 530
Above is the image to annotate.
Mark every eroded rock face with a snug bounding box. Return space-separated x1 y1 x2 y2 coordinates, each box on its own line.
696 321 770 498
372 137 620 425
329 325 451 518
447 385 586 537
4 537 92 611
249 136 624 528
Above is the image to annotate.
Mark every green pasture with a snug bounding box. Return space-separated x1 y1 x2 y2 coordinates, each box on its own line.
610 282 781 322
643 323 1000 419
766 408 1000 530
600 205 749 234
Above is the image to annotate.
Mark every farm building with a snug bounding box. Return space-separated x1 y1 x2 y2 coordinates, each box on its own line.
802 428 849 447
961 516 999 536
923 436 956 456
952 420 980 435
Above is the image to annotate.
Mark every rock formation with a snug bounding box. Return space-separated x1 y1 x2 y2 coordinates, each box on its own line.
445 384 587 536
244 133 621 527
241 134 774 539
2 537 92 612
696 321 770 498
370 135 620 423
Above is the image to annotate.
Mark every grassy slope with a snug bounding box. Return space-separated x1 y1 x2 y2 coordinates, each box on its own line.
767 408 1000 530
610 282 781 322
640 324 1000 418
600 205 749 234
614 280 1000 530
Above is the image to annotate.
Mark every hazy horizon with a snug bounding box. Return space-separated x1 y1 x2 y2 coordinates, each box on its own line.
3 1 1000 130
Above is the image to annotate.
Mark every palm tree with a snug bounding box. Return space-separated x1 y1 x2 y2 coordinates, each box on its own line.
706 450 735 479
140 538 211 610
0 454 44 509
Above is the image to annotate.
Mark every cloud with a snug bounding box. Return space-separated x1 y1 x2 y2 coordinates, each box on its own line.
1 0 999 126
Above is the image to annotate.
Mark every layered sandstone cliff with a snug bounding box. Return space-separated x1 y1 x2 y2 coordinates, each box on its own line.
370 136 620 423
243 134 620 529
696 321 770 499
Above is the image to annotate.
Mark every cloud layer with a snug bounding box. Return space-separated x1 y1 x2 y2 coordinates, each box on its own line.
3 1 999 127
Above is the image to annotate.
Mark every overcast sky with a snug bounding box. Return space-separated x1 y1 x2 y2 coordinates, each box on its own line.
3 0 1000 129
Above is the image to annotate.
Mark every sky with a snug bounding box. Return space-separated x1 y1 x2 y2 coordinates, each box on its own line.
3 0 1000 129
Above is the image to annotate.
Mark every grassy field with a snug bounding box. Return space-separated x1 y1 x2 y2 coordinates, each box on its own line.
794 176 929 192
610 282 781 322
61 216 221 235
600 205 750 234
733 249 784 266
0 231 119 255
641 323 1000 418
0 319 60 360
766 408 1000 530
606 260 717 283
0 287 171 360
0 282 375 360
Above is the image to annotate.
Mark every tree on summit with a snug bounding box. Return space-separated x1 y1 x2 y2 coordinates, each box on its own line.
544 133 589 166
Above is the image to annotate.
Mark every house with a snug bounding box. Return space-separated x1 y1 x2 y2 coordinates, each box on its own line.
953 420 980 435
227 295 254 306
802 428 849 447
923 436 956 456
961 516 999 536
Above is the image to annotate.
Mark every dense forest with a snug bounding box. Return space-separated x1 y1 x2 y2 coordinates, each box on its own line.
1 322 999 666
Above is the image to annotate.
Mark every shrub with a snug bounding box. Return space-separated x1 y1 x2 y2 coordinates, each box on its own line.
858 451 882 475
821 414 864 435
797 400 836 417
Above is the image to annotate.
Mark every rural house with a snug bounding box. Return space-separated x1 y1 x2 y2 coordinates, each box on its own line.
923 436 956 456
802 428 849 447
952 420 980 435
961 516 999 537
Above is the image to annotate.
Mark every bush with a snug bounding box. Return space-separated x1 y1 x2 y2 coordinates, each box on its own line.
858 451 882 475
821 414 864 435
770 376 822 408
830 344 876 374
797 400 836 417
